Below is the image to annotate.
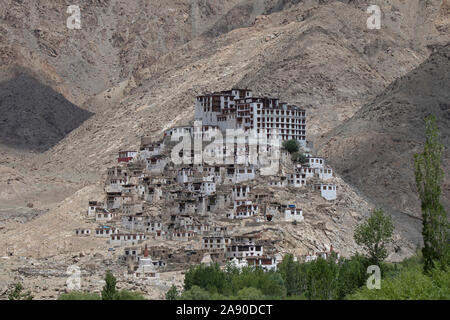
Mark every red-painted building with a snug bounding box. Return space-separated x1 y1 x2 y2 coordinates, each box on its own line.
118 150 137 163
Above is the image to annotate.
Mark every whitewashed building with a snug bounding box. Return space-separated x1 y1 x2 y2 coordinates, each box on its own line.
286 172 306 187
231 185 251 200
106 192 122 210
194 89 306 146
283 205 304 222
88 201 104 217
95 209 118 223
307 157 325 169
121 214 163 233
202 236 231 251
110 233 147 246
75 229 91 236
226 238 263 259
164 126 193 140
316 167 333 181
170 230 195 241
177 167 194 184
95 226 119 237
315 184 337 201
246 256 278 271
146 155 168 173
268 175 288 187
234 204 259 219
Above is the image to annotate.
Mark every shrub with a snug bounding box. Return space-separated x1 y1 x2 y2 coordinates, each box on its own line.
180 285 212 300
166 285 179 300
58 291 101 300
282 140 299 154
184 263 227 293
115 289 146 300
347 264 450 300
8 283 33 300
235 287 264 300
230 267 285 298
291 151 307 164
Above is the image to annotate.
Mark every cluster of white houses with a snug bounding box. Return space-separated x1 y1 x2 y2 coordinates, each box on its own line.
77 89 339 276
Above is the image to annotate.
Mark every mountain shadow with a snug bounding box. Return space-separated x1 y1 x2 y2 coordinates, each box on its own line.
0 73 94 152
317 43 450 246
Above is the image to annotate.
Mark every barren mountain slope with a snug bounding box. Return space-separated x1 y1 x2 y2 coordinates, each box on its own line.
43 1 444 179
0 0 255 105
0 0 292 209
0 2 448 297
0 0 447 250
0 0 323 106
316 43 450 243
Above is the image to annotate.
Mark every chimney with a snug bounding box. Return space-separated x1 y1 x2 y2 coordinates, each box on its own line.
144 244 149 257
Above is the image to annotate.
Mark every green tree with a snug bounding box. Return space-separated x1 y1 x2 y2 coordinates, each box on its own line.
282 139 299 154
8 283 33 300
230 267 285 298
291 151 307 164
184 263 227 293
336 254 369 299
235 287 264 300
414 114 449 273
277 254 300 296
166 285 179 300
101 270 117 300
354 209 394 265
305 255 340 300
180 285 211 300
348 263 450 300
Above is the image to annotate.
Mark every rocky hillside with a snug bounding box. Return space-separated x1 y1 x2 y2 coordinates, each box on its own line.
0 0 255 105
0 0 338 106
317 43 450 246
0 0 448 257
43 0 446 177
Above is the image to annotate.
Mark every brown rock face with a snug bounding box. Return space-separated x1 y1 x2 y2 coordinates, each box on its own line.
317 44 450 245
0 0 448 268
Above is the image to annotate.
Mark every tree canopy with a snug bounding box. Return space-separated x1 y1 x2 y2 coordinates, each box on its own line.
354 208 394 265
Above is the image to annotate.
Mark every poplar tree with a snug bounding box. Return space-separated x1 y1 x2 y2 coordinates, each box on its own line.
414 114 449 273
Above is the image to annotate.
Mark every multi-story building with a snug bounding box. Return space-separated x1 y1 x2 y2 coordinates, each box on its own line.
226 237 263 259
194 88 306 146
202 236 231 251
118 150 137 163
